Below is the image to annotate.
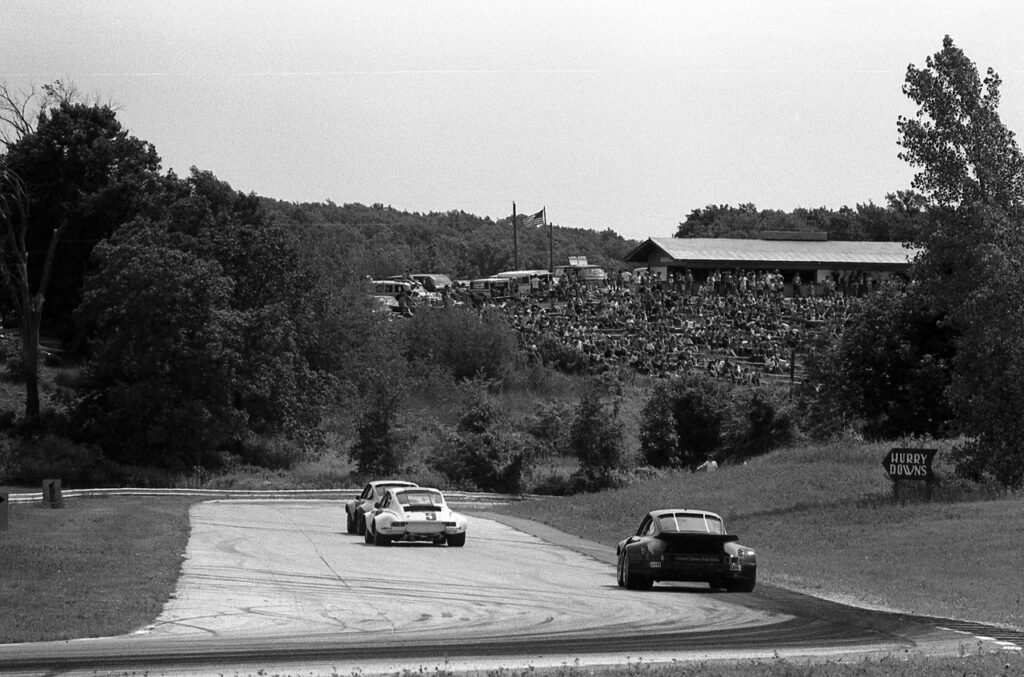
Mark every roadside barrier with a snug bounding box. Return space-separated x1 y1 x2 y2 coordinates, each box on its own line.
5 487 543 508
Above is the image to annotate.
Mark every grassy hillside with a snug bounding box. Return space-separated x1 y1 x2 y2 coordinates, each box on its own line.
496 439 1023 630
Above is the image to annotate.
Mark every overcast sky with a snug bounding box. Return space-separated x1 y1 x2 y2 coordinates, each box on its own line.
3 1 1023 241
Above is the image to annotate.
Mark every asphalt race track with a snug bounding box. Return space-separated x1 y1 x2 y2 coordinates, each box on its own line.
0 500 1018 676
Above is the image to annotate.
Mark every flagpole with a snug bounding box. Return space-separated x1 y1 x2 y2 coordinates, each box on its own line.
546 207 553 273
512 201 519 270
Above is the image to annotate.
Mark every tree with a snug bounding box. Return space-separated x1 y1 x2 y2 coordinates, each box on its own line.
802 281 956 440
898 37 1024 211
898 36 1024 486
74 224 245 467
569 376 627 489
75 175 333 468
0 92 162 427
349 379 408 477
0 163 56 423
3 100 161 340
639 373 730 468
0 80 79 149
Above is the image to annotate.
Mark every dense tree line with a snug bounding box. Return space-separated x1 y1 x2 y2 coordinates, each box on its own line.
676 193 928 241
263 199 635 282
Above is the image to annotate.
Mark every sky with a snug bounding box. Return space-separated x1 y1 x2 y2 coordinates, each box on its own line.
3 1 1023 242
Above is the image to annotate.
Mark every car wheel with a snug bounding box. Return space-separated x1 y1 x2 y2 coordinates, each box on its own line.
363 522 374 544
726 578 756 593
616 552 626 587
373 525 391 546
346 510 357 535
447 532 466 547
622 553 652 591
355 511 366 535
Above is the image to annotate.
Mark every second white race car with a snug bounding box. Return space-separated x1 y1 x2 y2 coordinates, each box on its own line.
364 487 468 547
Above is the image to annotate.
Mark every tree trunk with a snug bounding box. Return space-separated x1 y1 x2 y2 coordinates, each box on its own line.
20 299 42 426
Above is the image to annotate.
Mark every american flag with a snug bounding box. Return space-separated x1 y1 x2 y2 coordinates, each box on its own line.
523 208 545 228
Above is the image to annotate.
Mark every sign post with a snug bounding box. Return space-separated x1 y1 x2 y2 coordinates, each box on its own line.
883 448 937 503
0 492 8 531
42 478 64 509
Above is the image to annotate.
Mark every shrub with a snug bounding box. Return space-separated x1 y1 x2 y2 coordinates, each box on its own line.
527 400 572 458
404 306 519 381
723 387 797 462
430 398 536 493
640 373 731 469
8 434 115 486
638 381 680 467
233 435 310 471
0 437 20 484
348 386 409 477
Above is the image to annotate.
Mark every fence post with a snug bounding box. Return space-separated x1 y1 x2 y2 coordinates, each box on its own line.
42 478 64 508
0 492 8 530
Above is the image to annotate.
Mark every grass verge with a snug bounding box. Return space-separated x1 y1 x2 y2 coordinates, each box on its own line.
0 495 195 643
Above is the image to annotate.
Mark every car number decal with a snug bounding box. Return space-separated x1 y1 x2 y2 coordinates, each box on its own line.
426 512 436 521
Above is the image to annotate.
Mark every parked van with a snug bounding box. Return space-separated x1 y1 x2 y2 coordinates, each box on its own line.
372 280 414 297
495 269 553 295
554 264 608 286
468 277 514 299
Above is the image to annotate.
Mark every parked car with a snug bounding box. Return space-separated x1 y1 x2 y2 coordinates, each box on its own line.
345 480 419 535
616 509 756 592
363 486 468 547
409 273 454 292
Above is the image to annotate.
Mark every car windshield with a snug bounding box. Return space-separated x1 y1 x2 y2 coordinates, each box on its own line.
657 513 724 534
396 490 444 509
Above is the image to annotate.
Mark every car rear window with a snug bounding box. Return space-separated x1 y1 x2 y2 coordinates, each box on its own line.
396 491 444 507
658 513 724 534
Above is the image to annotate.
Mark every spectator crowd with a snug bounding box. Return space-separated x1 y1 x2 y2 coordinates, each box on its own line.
490 268 871 383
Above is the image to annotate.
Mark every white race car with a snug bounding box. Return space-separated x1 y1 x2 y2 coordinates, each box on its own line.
345 480 419 535
364 487 468 547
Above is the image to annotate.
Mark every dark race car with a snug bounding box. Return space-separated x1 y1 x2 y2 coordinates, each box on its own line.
616 509 756 592
345 480 418 535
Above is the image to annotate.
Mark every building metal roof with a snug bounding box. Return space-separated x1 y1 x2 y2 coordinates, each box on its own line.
624 237 920 269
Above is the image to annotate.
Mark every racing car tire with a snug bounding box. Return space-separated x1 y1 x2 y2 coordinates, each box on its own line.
355 511 366 535
373 527 392 546
346 510 357 535
622 553 653 590
447 532 466 547
363 524 374 544
616 552 626 587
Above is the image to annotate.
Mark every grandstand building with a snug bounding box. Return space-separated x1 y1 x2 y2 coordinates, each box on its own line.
623 232 920 288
